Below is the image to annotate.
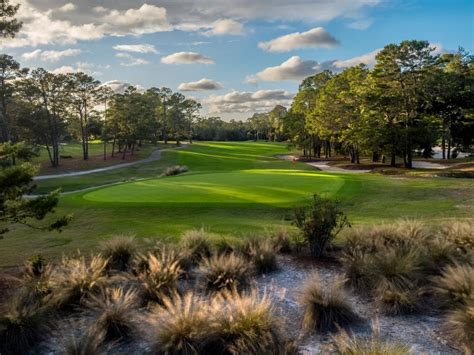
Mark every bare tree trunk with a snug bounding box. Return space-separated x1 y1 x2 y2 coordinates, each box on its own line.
122 143 127 160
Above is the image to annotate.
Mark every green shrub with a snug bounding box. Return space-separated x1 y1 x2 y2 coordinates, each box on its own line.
445 299 474 353
199 253 251 292
299 273 358 332
138 252 182 303
100 236 136 271
84 287 139 342
433 263 474 308
293 194 349 258
48 255 109 309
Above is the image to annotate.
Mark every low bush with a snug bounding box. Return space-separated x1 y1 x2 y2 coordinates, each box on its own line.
138 252 182 303
199 253 251 292
48 255 109 309
293 194 349 258
433 263 474 308
179 229 212 263
100 236 136 271
445 299 474 353
248 238 278 274
328 326 410 354
84 287 139 342
299 273 358 333
162 165 188 176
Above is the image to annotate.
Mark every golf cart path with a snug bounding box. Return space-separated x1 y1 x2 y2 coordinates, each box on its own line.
277 155 447 173
34 145 188 181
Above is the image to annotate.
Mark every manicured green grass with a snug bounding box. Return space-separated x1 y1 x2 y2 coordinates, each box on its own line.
1 141 472 267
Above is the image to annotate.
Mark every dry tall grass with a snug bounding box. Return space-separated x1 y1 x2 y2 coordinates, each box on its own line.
199 253 251 292
100 236 136 271
299 273 358 332
84 287 139 342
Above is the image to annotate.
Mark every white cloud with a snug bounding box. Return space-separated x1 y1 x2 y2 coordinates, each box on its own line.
101 80 132 94
2 1 380 49
112 44 158 54
247 48 403 82
161 52 214 65
116 53 150 66
333 48 381 69
204 89 294 113
347 18 373 30
57 3 75 12
0 2 170 49
102 4 171 36
249 56 329 82
258 27 339 52
202 19 244 36
178 78 223 91
50 62 109 75
21 48 81 62
51 66 77 74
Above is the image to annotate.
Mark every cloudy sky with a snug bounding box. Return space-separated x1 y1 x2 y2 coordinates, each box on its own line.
1 0 473 119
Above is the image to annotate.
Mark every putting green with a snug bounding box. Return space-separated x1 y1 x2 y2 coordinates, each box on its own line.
82 169 345 205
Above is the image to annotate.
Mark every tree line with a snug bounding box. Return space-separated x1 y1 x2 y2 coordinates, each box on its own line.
0 55 202 167
284 41 474 167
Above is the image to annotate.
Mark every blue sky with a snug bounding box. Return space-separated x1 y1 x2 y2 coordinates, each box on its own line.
2 0 473 119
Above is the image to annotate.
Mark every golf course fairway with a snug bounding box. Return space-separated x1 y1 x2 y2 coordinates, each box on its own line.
1 141 472 266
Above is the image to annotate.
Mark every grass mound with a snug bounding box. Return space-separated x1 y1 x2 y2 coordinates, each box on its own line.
328 326 410 354
433 263 474 308
48 255 109 309
100 236 136 271
137 252 182 303
299 273 358 333
199 253 251 292
84 287 139 342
